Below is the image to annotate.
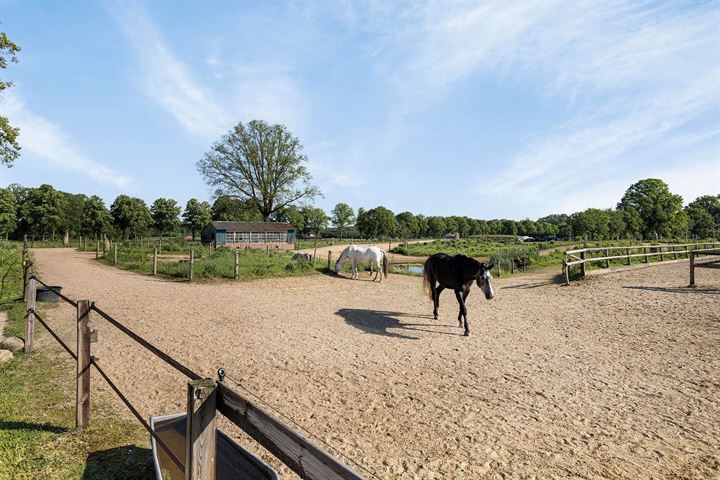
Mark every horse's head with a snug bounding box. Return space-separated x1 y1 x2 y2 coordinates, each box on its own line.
476 263 495 300
334 259 342 274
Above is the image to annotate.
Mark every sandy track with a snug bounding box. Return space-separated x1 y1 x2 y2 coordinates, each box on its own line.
33 249 719 479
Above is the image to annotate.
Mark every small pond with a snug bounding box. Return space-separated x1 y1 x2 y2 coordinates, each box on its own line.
392 264 424 275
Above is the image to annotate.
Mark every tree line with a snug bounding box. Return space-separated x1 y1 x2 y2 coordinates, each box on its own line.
0 179 716 243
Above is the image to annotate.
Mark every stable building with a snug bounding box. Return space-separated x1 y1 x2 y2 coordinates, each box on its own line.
200 221 296 250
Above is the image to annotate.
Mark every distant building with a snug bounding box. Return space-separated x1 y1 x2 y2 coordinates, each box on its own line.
200 221 296 250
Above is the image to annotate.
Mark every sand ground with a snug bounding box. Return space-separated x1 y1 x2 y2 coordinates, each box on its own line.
32 248 719 480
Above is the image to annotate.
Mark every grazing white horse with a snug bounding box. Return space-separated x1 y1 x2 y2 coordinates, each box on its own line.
334 245 389 281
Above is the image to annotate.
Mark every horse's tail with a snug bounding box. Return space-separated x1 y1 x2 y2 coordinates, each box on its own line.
422 256 433 300
382 251 389 277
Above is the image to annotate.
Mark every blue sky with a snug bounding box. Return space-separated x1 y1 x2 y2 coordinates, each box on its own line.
1 1 719 220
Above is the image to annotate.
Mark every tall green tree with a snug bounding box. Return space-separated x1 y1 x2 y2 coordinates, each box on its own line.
330 203 355 239
617 179 683 239
687 195 720 226
274 205 304 232
183 198 212 240
395 211 420 238
686 205 715 239
24 184 65 239
197 120 321 221
110 195 152 240
150 198 181 235
1 31 20 166
61 192 87 237
211 196 262 221
301 206 328 236
356 206 397 238
81 196 112 239
0 188 17 238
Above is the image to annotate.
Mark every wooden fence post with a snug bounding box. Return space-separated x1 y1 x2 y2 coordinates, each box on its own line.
626 248 631 265
113 243 118 265
643 246 649 263
76 300 93 428
672 245 678 260
605 248 610 268
563 259 570 285
153 248 158 275
24 276 36 353
580 251 586 277
327 250 332 270
95 241 100 259
689 251 695 287
234 250 239 280
185 379 217 480
189 249 195 281
659 246 664 262
23 262 30 302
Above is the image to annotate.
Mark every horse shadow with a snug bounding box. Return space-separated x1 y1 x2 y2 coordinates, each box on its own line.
81 444 154 479
336 308 463 339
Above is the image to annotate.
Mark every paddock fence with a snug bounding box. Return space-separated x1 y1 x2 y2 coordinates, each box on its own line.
562 242 720 285
689 249 720 287
20 249 370 480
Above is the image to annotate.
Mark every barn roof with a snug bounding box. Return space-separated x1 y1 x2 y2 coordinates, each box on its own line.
207 221 294 232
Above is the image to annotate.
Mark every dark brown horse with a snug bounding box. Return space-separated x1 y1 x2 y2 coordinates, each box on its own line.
422 253 494 336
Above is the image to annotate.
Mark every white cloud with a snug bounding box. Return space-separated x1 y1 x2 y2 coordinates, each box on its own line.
111 6 231 140
111 5 305 140
2 94 132 188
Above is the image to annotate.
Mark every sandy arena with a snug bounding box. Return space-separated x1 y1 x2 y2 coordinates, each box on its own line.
32 249 719 479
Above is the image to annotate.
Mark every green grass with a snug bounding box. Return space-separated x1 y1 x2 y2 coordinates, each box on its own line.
389 238 718 277
1 243 153 480
100 245 319 280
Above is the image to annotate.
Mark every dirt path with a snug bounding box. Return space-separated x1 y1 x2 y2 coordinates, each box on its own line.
32 249 719 479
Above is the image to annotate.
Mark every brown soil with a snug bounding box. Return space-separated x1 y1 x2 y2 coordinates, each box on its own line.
32 248 719 479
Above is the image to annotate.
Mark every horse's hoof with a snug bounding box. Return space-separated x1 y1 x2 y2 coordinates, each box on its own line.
463 331 470 337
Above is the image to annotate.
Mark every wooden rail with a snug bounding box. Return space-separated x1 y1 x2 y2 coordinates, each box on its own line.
689 249 720 287
562 242 720 284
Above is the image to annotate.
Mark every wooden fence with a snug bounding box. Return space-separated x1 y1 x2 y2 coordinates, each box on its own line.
689 249 720 287
562 242 720 285
21 254 367 480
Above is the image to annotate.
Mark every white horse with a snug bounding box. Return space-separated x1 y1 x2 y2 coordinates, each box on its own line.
334 245 389 281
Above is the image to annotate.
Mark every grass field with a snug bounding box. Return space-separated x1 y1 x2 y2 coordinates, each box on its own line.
99 245 318 280
0 243 154 479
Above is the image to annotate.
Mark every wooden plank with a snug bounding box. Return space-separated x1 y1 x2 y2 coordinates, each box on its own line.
234 250 239 280
153 248 158 275
217 383 365 480
189 249 195 281
76 300 92 428
186 379 217 480
580 251 586 277
24 277 36 353
689 252 695 287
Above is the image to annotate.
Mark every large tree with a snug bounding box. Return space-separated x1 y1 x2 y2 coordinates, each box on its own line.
1 31 20 167
356 206 397 238
197 120 321 221
617 179 683 239
81 195 112 239
182 198 212 240
23 184 65 239
331 203 355 239
110 195 152 240
0 188 17 238
687 195 720 226
395 211 420 238
301 206 328 236
211 195 262 222
150 198 181 235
